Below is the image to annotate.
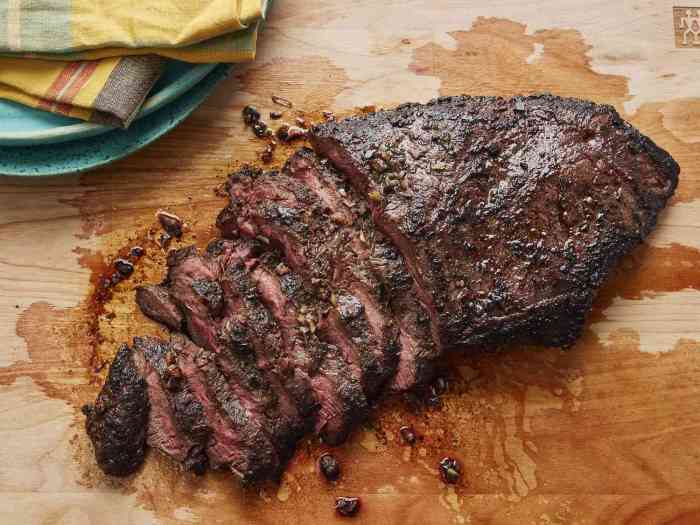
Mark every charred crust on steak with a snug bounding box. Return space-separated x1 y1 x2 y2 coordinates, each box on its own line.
84 344 149 476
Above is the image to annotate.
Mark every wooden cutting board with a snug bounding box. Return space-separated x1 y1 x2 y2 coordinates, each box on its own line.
2 1 700 523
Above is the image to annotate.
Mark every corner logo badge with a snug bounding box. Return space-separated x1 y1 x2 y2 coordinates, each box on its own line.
675 7 700 47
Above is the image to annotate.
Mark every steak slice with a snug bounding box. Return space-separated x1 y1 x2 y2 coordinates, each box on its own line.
285 148 439 392
163 245 223 352
133 336 208 474
135 284 183 331
219 164 399 398
311 94 679 348
83 344 149 476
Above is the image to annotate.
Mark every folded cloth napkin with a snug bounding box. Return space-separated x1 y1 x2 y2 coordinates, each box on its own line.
0 55 165 126
0 0 266 127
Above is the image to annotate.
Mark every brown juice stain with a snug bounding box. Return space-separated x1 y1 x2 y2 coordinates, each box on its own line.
410 18 630 109
661 99 700 144
410 18 700 205
592 243 700 319
6 17 700 525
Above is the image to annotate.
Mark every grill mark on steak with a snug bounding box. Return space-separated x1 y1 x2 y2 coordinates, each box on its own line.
311 94 679 348
134 336 208 474
221 163 399 397
83 344 149 476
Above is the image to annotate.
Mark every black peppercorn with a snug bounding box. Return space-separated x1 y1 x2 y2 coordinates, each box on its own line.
252 121 268 138
275 124 290 141
114 258 134 277
399 425 417 445
319 453 340 481
439 457 461 484
156 210 183 238
242 105 261 124
130 246 144 258
335 496 360 517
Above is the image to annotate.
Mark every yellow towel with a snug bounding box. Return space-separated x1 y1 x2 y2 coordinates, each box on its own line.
0 0 265 125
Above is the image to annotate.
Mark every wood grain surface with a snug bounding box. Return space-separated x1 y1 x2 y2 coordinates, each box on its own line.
1 1 700 523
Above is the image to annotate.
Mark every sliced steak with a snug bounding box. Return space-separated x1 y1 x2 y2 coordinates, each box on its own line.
163 240 314 471
164 246 222 352
219 163 399 397
287 148 440 392
311 94 679 348
213 239 316 447
83 344 149 476
133 336 208 474
171 333 279 483
174 239 314 459
252 261 368 445
135 284 183 331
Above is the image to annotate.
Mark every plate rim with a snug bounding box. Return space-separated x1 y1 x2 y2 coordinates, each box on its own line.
0 64 231 176
0 62 217 145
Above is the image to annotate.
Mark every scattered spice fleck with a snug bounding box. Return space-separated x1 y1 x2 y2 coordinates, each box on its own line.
271 95 293 108
399 425 417 445
276 124 307 142
159 232 172 249
242 105 261 124
261 142 275 163
439 457 461 484
114 259 134 277
335 497 361 517
252 120 269 138
156 210 183 238
275 124 290 141
319 453 341 481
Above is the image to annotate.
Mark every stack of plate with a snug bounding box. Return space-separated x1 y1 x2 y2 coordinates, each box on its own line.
0 61 231 176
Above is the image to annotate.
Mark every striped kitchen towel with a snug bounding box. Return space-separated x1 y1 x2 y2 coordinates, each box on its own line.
0 0 266 126
0 55 165 126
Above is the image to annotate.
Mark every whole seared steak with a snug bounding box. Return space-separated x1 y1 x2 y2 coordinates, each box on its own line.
87 94 679 484
311 94 679 348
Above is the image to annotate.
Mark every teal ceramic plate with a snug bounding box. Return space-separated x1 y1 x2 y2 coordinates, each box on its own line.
0 61 217 146
0 64 230 176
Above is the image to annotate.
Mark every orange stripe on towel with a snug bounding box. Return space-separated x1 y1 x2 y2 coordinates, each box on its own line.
36 62 82 113
60 61 99 105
